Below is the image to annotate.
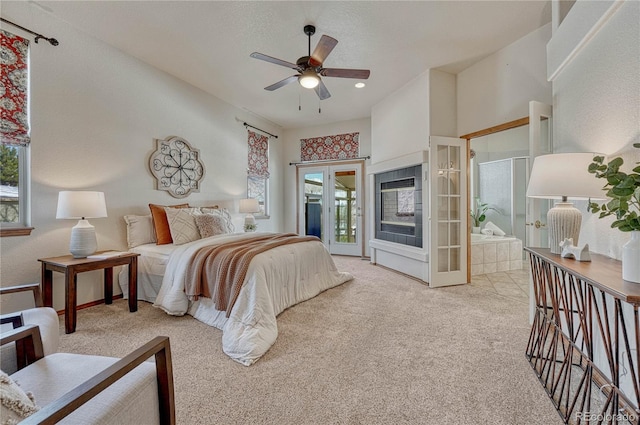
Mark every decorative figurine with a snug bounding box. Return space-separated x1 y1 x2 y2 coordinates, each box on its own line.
559 238 592 262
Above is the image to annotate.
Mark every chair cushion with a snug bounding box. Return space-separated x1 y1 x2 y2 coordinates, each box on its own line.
11 353 160 425
0 369 39 422
1 307 59 375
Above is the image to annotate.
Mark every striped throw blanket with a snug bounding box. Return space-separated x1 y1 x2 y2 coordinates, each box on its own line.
184 233 320 317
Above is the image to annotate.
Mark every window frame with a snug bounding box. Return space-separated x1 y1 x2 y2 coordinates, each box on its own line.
0 144 32 236
247 175 270 219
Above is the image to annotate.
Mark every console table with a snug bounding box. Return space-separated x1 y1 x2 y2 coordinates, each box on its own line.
38 252 139 334
525 247 640 424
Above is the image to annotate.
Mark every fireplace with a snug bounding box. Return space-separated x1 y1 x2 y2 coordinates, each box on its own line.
375 165 423 247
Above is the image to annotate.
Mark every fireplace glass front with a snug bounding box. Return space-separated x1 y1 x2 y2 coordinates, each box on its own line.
375 165 422 247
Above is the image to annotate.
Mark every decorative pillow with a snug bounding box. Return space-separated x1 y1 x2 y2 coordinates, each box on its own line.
123 214 156 248
0 370 40 423
164 207 201 245
149 203 189 245
194 213 229 238
200 207 235 233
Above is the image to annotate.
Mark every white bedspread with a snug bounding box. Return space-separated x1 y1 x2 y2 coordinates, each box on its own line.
153 232 353 365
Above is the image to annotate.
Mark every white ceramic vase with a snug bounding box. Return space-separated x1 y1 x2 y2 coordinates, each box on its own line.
472 226 481 234
623 231 640 283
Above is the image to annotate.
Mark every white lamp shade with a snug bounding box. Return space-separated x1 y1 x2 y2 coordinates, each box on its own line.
239 198 260 214
526 153 606 200
56 191 108 219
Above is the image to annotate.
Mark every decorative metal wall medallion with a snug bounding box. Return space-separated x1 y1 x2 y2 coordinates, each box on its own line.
149 136 205 198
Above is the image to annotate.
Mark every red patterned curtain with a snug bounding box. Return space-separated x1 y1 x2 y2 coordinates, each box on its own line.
1 30 30 146
247 130 269 178
300 132 359 162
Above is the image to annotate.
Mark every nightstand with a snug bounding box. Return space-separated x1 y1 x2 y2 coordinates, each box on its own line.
38 252 139 334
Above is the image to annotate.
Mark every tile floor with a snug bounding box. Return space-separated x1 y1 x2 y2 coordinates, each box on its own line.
470 261 531 304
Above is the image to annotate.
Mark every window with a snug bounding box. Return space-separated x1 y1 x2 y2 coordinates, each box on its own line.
1 29 32 236
248 175 269 218
0 144 31 234
246 130 270 218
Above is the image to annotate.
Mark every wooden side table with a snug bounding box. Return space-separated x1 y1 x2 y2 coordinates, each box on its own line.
38 252 140 334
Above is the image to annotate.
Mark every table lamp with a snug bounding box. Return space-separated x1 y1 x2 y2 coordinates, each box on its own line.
239 198 260 232
526 153 605 254
56 191 108 258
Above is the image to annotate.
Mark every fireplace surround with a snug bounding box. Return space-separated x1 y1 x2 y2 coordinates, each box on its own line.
374 165 423 248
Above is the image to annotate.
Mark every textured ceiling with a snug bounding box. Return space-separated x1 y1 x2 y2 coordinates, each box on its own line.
16 1 551 129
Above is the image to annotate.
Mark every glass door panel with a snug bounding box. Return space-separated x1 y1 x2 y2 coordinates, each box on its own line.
430 136 468 287
330 164 362 256
303 171 324 240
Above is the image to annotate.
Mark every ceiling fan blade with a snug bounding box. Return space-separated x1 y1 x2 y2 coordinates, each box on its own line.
321 68 371 79
264 75 299 91
310 35 338 67
250 52 300 71
314 80 331 100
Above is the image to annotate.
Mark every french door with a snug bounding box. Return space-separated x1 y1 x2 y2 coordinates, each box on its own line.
429 136 468 287
297 162 364 256
526 101 553 249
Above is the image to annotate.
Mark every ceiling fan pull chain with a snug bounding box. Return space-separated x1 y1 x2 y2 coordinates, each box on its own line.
299 92 301 111
318 99 321 114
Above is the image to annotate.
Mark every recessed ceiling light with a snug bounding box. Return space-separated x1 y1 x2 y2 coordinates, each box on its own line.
355 82 366 88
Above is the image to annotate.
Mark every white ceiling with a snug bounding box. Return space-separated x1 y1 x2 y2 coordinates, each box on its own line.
32 1 550 130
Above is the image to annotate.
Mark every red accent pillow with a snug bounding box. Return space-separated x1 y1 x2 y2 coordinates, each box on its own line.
149 203 189 244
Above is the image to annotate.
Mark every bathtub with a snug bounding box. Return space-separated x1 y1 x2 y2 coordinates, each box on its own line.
470 234 523 275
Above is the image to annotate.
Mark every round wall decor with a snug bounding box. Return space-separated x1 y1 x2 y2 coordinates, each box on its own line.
149 136 205 198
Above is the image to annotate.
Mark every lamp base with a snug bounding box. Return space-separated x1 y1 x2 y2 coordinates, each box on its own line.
244 214 257 232
548 202 582 255
69 219 98 258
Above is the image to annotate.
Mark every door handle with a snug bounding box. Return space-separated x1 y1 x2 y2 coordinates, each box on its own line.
526 220 546 229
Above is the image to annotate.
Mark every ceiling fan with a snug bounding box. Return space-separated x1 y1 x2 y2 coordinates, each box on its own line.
250 25 370 100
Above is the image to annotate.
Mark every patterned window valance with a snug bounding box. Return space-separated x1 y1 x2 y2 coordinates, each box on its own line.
300 132 359 162
1 30 30 146
247 130 270 178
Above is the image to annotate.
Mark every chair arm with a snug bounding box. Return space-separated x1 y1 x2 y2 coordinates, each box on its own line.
0 324 45 365
21 336 175 425
0 283 43 307
0 311 24 327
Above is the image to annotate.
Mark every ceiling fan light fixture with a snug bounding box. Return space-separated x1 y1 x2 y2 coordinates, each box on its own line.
299 69 320 89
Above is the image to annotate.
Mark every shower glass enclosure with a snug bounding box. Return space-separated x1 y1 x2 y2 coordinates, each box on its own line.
477 157 529 244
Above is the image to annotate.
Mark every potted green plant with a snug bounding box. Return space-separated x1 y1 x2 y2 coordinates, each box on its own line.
470 198 493 233
587 143 640 282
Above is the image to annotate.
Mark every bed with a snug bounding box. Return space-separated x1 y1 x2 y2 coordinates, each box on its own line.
119 230 353 366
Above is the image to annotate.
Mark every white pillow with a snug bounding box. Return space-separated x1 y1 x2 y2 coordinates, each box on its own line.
0 369 40 422
164 208 201 245
194 213 229 238
123 215 157 248
200 207 235 233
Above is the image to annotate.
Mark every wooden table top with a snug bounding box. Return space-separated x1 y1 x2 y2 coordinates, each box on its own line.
38 251 139 267
525 247 640 305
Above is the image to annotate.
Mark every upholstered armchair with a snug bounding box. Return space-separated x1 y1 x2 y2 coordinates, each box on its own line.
0 284 175 424
0 283 59 374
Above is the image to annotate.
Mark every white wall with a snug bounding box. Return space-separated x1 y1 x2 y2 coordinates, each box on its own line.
0 3 282 311
549 0 640 259
429 69 457 137
371 71 430 163
457 23 552 136
281 118 371 255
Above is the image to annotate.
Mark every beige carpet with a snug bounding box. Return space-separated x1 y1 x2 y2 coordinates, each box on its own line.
57 256 561 425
